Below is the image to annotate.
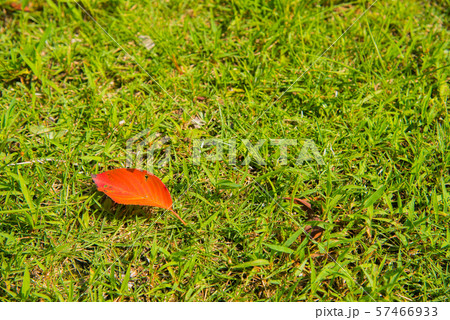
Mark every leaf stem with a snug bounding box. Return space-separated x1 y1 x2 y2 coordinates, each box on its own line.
169 209 187 225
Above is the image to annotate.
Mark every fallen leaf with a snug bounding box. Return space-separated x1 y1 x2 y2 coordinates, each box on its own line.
304 215 324 240
10 2 34 11
92 168 186 225
284 196 316 216
284 197 324 240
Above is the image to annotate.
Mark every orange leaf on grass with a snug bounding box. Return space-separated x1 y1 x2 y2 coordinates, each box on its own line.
92 168 186 225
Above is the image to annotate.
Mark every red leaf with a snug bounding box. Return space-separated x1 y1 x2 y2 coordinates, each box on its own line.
92 168 186 225
10 2 34 12
283 197 315 215
284 197 324 240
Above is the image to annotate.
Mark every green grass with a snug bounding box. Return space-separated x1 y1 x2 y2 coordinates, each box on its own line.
1 0 449 301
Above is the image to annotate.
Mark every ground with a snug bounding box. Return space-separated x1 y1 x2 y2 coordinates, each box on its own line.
0 0 449 301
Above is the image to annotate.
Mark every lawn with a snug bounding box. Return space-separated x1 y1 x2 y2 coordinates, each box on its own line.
0 0 449 301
